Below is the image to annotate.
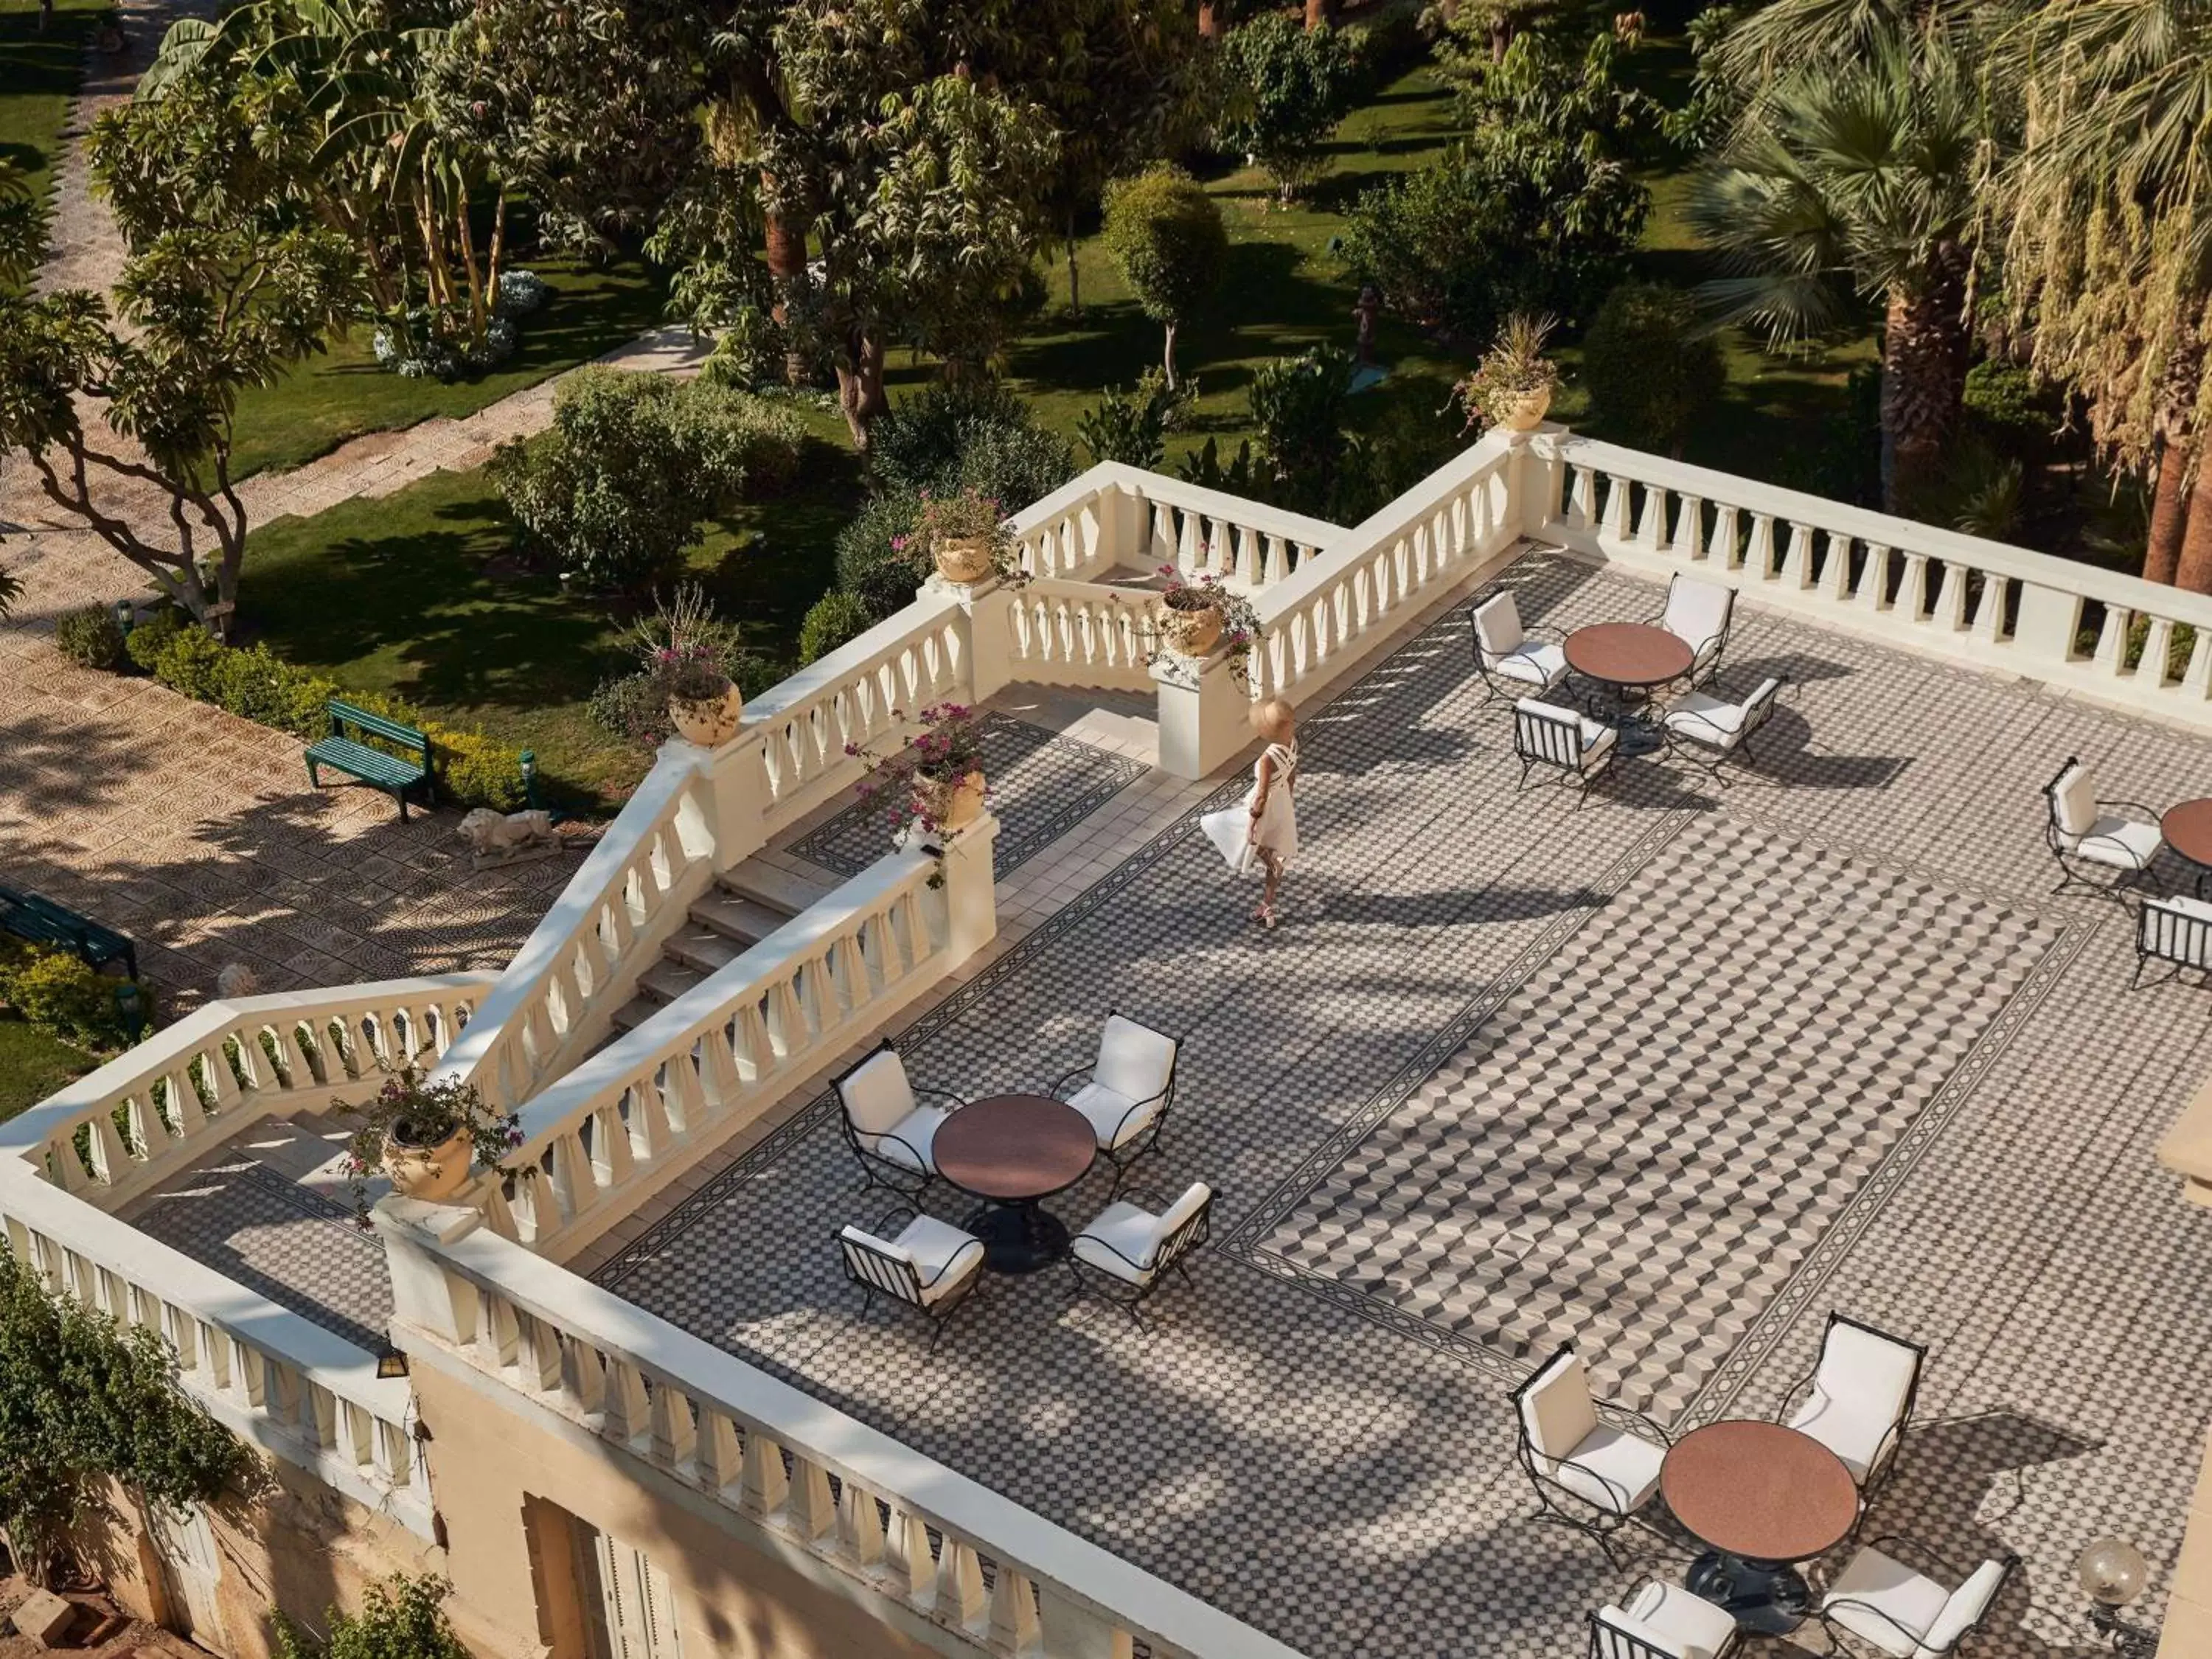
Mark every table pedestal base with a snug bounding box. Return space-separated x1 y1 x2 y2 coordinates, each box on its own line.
1687 1551 1812 1635
962 1201 1069 1274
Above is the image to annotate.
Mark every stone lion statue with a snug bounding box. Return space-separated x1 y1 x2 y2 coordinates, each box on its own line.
458 807 557 859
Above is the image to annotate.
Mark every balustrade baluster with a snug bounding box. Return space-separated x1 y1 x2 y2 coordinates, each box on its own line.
562 1335 606 1416
838 1480 885 1567
1635 484 1669 554
1933 562 1969 632
1672 495 1705 562
2094 606 2134 675
2183 630 2212 698
990 1568 1043 1655
602 1358 652 1451
937 1539 987 1629
1601 474 1634 546
1778 524 1815 588
1858 546 1892 612
1820 533 1854 602
1899 553 1931 622
650 1380 696 1470
1568 465 1596 528
1972 574 2010 644
2140 617 2176 686
698 1411 744 1497
742 1433 789 1517
884 1504 933 1600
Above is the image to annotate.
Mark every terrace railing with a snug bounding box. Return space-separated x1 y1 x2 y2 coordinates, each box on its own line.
1534 434 2212 726
378 1197 1309 1659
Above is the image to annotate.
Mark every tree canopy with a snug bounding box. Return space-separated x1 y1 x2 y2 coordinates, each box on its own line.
1102 164 1228 388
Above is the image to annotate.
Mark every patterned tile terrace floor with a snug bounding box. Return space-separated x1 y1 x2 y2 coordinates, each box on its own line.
123 549 2212 1659
584 552 2212 1659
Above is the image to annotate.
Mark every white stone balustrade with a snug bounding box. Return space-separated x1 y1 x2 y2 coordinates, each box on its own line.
0 973 494 1211
1007 578 1155 691
491 829 993 1262
1533 432 2212 726
1245 432 1521 704
1105 466 1340 591
376 1196 1307 1659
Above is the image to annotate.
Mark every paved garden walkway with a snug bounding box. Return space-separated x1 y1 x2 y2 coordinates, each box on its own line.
0 0 703 1009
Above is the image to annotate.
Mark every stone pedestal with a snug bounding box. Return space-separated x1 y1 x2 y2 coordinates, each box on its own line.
932 810 1001 967
1152 648 1250 781
930 573 1020 705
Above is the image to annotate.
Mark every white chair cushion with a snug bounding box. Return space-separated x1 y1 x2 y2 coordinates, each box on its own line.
866 1105 948 1175
2051 762 2097 838
1824 1548 1951 1659
1519 1350 1599 1461
1789 1320 1919 1483
1548 1425 1664 1516
1493 641 1569 686
1068 1079 1162 1150
894 1214 983 1305
1621 1579 1739 1659
838 1049 918 1135
2074 815 2163 869
1579 719 1618 771
1474 593 1526 656
1093 1015 1176 1105
1071 1200 1161 1284
1914 1559 2007 1658
1663 689 1745 745
1663 577 1733 648
2168 894 2212 922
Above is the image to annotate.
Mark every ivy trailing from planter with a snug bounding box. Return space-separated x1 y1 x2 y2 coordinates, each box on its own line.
0 1245 254 1585
339 1066 521 1217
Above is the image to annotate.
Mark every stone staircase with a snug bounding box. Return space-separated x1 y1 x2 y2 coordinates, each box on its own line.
607 862 833 1038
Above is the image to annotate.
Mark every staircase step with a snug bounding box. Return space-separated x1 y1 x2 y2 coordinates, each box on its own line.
610 995 660 1034
639 959 708 1004
690 890 794 947
665 922 744 975
719 864 830 916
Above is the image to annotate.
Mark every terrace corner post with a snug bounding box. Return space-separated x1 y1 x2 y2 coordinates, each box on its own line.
938 574 1021 707
1152 648 1251 781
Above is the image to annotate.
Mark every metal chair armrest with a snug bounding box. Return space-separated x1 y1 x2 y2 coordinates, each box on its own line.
1105 1085 1169 1149
1596 1400 1674 1449
868 1201 921 1237
1551 1446 1638 1510
911 1085 970 1111
865 1129 934 1175
1867 1533 1962 1581
2101 798 2160 820
1050 1062 1095 1097
916 1239 985 1290
1823 1596 1937 1655
1664 704 1736 744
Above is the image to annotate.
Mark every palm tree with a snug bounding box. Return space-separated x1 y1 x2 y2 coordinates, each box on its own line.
1688 29 1986 512
1997 0 2212 588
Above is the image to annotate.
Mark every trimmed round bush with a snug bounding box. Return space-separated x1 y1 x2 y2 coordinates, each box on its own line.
833 489 928 621
54 604 128 670
493 269 552 319
799 591 877 666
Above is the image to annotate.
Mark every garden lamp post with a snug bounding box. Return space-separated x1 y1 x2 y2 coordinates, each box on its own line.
112 599 133 636
2076 1537 2155 1656
112 980 146 1044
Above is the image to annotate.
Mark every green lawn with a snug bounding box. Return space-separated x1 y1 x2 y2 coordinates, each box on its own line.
239 405 860 805
0 0 103 276
0 1018 91 1122
226 256 671 479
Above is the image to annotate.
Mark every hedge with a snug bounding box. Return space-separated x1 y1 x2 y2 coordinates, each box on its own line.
124 612 527 811
0 940 147 1052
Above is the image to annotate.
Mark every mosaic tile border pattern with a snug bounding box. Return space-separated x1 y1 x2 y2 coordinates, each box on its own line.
787 713 1145 880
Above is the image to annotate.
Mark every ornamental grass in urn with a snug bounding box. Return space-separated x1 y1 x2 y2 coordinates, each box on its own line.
1453 312 1561 433
339 1065 523 1217
1150 566 1261 687
633 584 745 746
845 702 990 840
902 487 1027 586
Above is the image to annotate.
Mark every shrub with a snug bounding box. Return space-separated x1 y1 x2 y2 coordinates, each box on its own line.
686 381 807 496
123 605 184 671
1582 282 1722 456
1250 347 1354 515
54 604 128 670
0 942 143 1051
799 591 877 665
1217 14 1361 201
833 489 929 621
868 381 1075 509
1077 383 1169 468
273 1575 471 1659
491 369 751 591
1101 165 1228 389
1339 160 1521 338
493 268 551 319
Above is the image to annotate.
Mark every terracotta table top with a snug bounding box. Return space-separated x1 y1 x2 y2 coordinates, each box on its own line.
1565 622 1697 688
1660 1422 1858 1563
932 1094 1096 1202
2163 799 2212 866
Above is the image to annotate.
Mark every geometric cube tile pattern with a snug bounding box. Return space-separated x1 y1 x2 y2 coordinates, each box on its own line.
1233 813 2076 1424
788 712 1145 880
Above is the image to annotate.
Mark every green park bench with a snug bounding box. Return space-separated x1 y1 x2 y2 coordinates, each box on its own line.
0 884 139 980
305 700 434 821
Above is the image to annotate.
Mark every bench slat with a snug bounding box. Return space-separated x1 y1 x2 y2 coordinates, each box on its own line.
306 736 427 787
0 884 138 978
327 699 429 756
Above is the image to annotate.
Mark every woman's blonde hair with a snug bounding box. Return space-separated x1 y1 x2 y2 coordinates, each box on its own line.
1253 698 1296 741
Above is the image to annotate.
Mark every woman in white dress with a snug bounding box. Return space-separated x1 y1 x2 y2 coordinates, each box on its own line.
1201 698 1299 929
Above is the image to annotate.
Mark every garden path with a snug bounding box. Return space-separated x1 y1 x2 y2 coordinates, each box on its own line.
0 1 698 1013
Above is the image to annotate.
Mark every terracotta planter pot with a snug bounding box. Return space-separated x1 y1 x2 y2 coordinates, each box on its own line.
383 1123 475 1203
912 769 987 835
1158 597 1225 657
668 681 743 747
1501 386 1553 433
933 535 997 585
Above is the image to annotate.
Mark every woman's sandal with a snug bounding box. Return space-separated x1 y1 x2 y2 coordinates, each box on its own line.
1253 901 1278 931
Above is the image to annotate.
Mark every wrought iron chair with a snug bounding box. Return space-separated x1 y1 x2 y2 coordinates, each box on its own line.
1588 1580 1742 1659
1065 1182 1212 1326
1820 1538 2017 1658
1514 698 1619 802
2135 894 2212 989
1778 1311 1925 1512
1470 591 1571 706
1660 676 1784 782
1509 1345 1669 1564
835 1204 986 1350
2043 757 2163 900
1051 1012 1180 1197
832 1038 964 1202
1649 574 1736 688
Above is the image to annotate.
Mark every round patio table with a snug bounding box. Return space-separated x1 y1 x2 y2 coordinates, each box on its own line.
1564 622 1695 754
2162 799 2212 898
1660 1421 1859 1635
932 1094 1096 1275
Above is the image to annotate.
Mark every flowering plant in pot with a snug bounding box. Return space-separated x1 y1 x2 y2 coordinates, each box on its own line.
339 1066 523 1217
844 703 991 840
634 584 745 746
1148 566 1261 688
898 487 1029 587
1453 312 1561 433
